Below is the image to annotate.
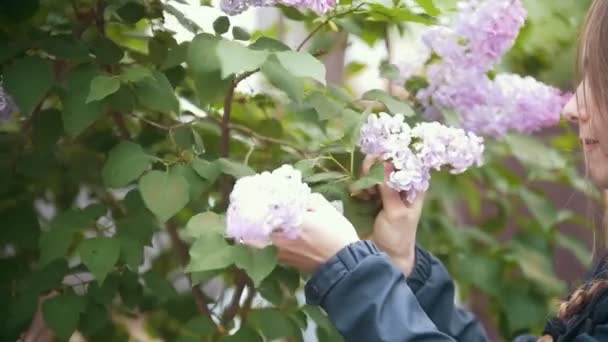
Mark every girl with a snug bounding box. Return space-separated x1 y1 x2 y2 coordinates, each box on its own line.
267 0 608 341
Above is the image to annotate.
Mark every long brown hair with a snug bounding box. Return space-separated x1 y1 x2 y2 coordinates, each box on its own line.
539 1 608 341
577 0 608 152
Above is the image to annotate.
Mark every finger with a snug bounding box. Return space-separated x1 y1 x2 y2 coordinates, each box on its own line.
377 161 406 213
360 154 376 176
360 155 379 196
307 192 335 212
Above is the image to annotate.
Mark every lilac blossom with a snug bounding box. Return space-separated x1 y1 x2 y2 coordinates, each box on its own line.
358 112 411 156
226 165 311 241
358 113 484 203
414 0 566 138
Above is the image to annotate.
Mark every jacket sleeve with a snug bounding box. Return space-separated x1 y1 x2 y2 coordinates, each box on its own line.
305 240 461 342
405 246 489 341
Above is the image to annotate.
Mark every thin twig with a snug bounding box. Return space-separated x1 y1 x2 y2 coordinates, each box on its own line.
221 274 246 325
204 116 310 157
166 223 214 322
296 4 366 52
129 112 190 131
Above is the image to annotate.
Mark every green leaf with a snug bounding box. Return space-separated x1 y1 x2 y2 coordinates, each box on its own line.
226 326 263 342
306 92 346 120
362 89 415 116
116 214 156 270
79 238 121 284
304 172 345 183
186 232 235 272
232 26 251 41
171 164 209 201
518 188 559 231
40 35 90 62
350 162 384 192
22 259 69 296
367 4 433 25
133 70 179 114
88 274 120 305
261 57 305 103
248 309 295 340
89 37 124 65
413 0 440 16
120 65 154 83
139 171 190 222
216 40 269 79
42 293 86 340
249 37 291 52
188 33 222 73
556 234 592 267
379 62 401 81
117 235 144 270
507 245 565 294
192 158 222 183
234 246 278 287
275 51 326 85
61 64 105 137
188 34 233 104
505 134 566 170
217 158 256 178
102 142 152 188
4 56 53 115
116 1 146 23
86 75 120 103
213 16 230 34
38 209 102 266
39 229 74 266
143 272 178 301
185 212 226 239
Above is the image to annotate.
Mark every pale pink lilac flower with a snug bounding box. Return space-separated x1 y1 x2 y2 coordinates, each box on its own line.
384 148 430 203
415 0 566 138
358 112 411 156
411 122 484 174
226 164 311 241
358 113 484 203
493 74 570 134
454 0 527 69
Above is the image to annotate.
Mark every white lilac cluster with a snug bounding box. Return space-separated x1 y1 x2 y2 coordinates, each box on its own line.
226 164 311 241
220 0 336 16
359 113 484 203
406 0 570 138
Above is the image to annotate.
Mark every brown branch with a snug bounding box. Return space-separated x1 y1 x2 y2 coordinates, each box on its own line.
221 273 246 325
166 223 214 321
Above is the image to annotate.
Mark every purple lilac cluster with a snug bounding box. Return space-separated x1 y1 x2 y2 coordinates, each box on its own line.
358 113 484 203
226 164 311 242
220 0 336 16
0 85 17 123
413 0 569 138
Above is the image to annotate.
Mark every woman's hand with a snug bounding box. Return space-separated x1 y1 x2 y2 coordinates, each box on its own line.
360 156 426 274
270 193 360 273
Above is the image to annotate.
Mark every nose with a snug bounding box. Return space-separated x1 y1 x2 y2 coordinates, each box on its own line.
563 93 589 124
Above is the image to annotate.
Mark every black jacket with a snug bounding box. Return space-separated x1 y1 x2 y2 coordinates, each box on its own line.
304 240 608 341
